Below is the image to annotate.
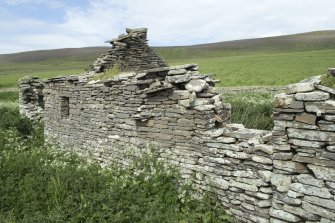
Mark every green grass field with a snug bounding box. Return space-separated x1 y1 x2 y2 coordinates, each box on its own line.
0 57 89 88
1 30 335 88
164 49 335 87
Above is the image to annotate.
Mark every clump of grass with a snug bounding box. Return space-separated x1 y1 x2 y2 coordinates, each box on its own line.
0 105 233 223
321 73 335 88
0 91 18 102
223 92 274 130
92 62 121 81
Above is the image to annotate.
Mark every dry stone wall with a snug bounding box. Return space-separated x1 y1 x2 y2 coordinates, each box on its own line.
91 28 167 73
18 28 335 222
271 75 335 223
19 76 44 121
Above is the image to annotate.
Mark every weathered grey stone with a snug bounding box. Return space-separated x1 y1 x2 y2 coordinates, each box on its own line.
169 90 190 100
316 84 335 94
216 136 236 143
308 164 335 182
178 99 191 108
289 139 325 148
209 177 230 190
273 152 294 160
258 170 272 182
324 115 335 121
193 104 215 111
295 91 330 101
283 204 320 221
319 124 335 131
286 82 315 94
166 73 192 83
273 145 292 151
185 79 208 92
305 100 335 115
167 68 187 76
255 144 273 154
302 201 335 220
273 93 294 107
273 160 308 173
252 155 273 164
287 190 303 198
230 181 258 192
304 195 335 210
296 174 324 187
287 128 335 142
269 208 302 222
271 174 292 192
290 183 332 198
293 155 335 168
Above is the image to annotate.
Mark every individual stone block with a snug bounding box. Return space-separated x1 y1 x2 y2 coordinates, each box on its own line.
254 144 273 154
258 170 272 182
290 183 332 199
252 155 273 164
305 100 335 115
292 155 335 168
304 195 335 210
302 202 335 220
283 204 321 221
295 113 317 125
308 164 335 182
269 208 302 222
296 174 324 187
185 79 208 92
286 82 315 94
295 91 330 101
230 181 258 192
271 174 292 192
287 128 335 142
273 93 294 108
273 160 308 173
289 139 325 148
273 152 293 160
165 73 191 83
178 99 191 108
167 69 187 76
169 90 190 100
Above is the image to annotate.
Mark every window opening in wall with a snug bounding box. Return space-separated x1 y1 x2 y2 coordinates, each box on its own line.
60 96 70 118
38 94 44 109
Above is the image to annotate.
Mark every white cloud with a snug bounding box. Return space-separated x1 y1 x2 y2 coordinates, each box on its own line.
1 0 335 53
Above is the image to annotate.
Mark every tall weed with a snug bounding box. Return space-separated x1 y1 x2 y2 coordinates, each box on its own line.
223 92 274 130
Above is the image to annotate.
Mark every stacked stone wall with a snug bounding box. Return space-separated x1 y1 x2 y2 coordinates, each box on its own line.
91 28 167 73
18 27 335 222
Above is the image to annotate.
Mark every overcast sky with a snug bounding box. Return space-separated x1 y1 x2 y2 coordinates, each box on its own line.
1 0 335 54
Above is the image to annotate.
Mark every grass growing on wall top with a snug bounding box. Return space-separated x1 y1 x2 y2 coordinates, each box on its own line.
0 103 233 223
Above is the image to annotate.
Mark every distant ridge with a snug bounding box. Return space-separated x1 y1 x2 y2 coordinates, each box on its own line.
1 30 335 63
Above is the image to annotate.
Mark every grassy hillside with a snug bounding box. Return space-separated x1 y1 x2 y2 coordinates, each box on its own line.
1 30 335 88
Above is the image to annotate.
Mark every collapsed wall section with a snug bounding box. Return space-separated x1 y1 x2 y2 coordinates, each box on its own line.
91 28 168 73
18 76 44 121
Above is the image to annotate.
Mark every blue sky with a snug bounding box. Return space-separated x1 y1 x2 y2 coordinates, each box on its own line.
1 0 335 54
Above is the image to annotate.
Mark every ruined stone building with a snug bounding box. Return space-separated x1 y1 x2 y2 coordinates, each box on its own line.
19 28 335 223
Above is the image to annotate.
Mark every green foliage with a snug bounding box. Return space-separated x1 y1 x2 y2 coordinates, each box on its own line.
165 49 335 87
224 92 274 130
0 91 18 102
92 63 121 81
0 104 233 223
321 74 335 88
